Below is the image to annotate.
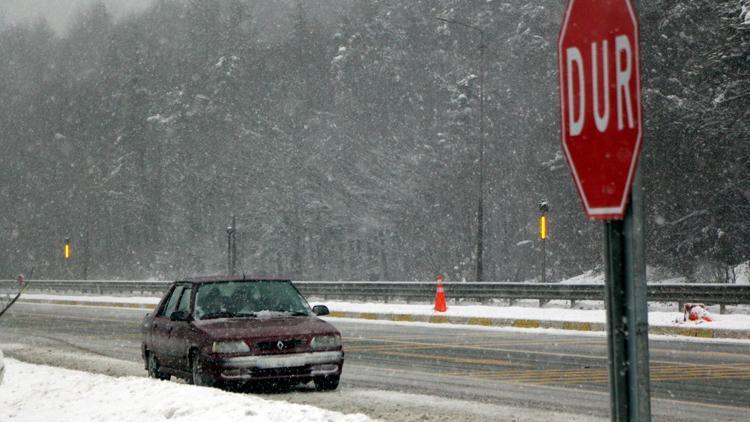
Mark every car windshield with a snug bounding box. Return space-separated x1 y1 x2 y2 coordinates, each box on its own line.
193 281 311 320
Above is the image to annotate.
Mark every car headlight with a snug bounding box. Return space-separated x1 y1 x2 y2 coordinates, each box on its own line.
311 335 341 350
212 340 250 354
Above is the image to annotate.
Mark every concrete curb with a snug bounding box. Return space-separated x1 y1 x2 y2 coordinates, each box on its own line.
18 298 750 340
328 311 750 340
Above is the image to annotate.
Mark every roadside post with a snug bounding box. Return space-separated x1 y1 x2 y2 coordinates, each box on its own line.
63 236 72 279
64 237 71 261
539 201 549 283
557 1 650 420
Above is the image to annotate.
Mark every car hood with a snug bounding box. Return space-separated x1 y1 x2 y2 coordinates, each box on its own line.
192 315 338 341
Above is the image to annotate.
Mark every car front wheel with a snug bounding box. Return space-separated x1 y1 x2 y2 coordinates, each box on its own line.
147 351 170 381
190 351 214 387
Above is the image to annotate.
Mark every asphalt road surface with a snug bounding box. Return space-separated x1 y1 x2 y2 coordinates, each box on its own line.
1 302 748 421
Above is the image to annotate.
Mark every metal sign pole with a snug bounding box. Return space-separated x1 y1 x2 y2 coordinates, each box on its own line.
625 169 651 420
627 2 651 418
603 217 629 421
604 170 651 422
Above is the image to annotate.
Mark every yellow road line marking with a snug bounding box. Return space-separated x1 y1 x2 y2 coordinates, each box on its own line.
346 337 613 362
549 370 750 385
368 350 516 367
390 314 416 322
430 315 450 324
477 364 750 378
512 319 541 328
344 338 604 354
464 364 750 385
650 347 750 361
344 334 607 348
467 317 493 326
562 321 593 331
357 336 750 369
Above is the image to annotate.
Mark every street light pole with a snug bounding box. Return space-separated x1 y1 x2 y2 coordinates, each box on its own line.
437 17 487 281
227 215 236 276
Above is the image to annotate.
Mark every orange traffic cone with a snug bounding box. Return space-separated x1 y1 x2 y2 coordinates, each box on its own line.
434 275 447 312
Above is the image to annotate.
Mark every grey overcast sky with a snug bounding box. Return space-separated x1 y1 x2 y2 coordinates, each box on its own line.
1 0 154 33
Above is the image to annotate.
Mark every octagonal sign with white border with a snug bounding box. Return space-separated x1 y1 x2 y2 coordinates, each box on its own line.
558 0 643 220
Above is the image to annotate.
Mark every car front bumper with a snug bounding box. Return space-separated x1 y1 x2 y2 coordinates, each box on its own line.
208 350 344 381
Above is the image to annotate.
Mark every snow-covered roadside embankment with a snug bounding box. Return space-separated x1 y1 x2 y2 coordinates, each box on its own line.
0 358 370 422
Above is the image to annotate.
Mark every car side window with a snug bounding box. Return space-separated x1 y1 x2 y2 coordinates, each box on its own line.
159 285 184 318
176 286 192 315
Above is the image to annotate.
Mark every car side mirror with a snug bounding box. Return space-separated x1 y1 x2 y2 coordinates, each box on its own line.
170 311 191 322
312 305 330 316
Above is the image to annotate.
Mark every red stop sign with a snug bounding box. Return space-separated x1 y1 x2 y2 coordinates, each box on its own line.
558 0 642 220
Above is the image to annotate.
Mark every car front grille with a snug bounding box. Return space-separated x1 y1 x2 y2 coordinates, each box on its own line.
256 338 305 352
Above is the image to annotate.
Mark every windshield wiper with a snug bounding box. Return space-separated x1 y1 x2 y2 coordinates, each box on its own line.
280 310 310 316
200 311 256 320
259 309 310 316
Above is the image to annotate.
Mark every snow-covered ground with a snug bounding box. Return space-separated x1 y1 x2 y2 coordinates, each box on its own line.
0 358 369 422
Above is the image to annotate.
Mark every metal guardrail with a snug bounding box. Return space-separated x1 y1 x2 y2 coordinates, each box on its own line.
1 279 749 306
0 280 170 297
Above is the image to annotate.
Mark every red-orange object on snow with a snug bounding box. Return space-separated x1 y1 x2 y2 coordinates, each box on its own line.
684 303 713 322
434 275 447 312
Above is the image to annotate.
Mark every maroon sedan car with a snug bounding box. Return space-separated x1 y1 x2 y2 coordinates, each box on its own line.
141 277 343 390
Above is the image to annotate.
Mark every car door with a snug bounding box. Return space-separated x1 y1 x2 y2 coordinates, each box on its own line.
165 285 193 371
151 285 184 367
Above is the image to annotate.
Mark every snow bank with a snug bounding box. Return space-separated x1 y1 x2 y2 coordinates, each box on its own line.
734 261 749 284
313 300 750 331
558 270 604 284
558 268 687 285
0 359 369 422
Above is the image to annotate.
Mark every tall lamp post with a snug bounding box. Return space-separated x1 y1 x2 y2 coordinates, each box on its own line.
227 215 237 276
437 16 487 282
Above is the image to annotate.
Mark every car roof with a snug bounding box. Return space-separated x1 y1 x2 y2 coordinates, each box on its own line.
175 275 292 284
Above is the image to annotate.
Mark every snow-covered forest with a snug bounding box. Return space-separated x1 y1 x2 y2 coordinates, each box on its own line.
0 0 747 282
